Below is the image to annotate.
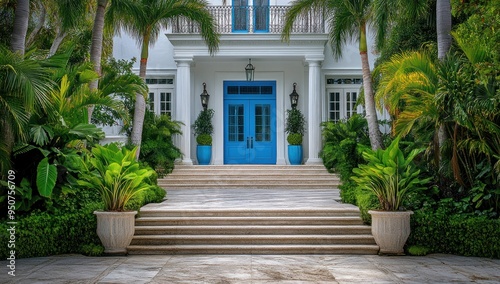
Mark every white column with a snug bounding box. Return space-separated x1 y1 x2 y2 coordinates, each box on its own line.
305 58 323 165
175 57 193 165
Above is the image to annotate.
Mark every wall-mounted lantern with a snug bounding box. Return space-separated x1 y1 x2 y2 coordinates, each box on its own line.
289 82 299 109
200 82 210 110
245 59 255 81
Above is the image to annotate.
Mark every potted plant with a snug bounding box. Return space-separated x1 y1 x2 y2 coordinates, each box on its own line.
285 108 306 165
351 136 430 255
79 144 155 254
192 108 214 165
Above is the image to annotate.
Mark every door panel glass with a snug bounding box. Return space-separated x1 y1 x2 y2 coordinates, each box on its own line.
255 104 271 142
254 0 268 32
233 0 248 31
229 104 245 141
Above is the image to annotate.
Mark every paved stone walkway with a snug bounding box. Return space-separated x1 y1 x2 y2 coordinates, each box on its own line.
2 189 499 283
1 253 499 283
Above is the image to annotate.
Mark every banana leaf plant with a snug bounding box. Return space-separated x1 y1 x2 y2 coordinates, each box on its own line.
78 144 155 211
351 136 431 211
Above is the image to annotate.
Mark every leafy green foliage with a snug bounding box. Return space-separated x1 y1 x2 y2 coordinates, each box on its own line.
139 112 183 176
352 136 431 211
78 144 155 211
321 115 371 204
196 134 212 146
285 109 306 136
0 202 102 259
287 133 302 145
36 157 57 197
407 245 431 256
409 209 500 258
192 109 215 137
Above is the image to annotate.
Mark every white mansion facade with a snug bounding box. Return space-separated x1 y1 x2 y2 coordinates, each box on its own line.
110 0 385 165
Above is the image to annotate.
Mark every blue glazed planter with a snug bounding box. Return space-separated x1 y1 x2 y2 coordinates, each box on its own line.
288 145 302 165
197 145 212 165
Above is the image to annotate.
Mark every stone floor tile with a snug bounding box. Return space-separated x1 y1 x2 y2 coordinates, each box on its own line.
252 264 336 281
325 266 396 282
98 263 163 284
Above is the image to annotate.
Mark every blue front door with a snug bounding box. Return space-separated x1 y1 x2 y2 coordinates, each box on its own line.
224 81 276 164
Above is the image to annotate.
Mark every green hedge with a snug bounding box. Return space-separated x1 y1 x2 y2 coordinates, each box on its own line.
0 202 101 259
408 211 500 258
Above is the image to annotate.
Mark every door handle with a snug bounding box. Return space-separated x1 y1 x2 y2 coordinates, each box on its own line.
250 137 254 149
247 137 250 149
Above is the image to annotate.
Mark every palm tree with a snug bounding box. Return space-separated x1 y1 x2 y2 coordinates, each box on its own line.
10 0 29 55
107 0 219 157
282 0 384 149
89 0 108 94
375 33 500 186
0 47 61 174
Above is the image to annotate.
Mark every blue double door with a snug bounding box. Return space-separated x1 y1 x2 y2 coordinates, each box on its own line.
224 81 276 164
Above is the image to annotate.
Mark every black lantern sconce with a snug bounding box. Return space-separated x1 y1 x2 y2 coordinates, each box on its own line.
200 82 210 110
245 59 255 81
289 83 299 109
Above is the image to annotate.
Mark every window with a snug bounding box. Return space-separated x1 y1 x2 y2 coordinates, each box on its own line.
146 77 174 117
233 0 248 31
254 0 269 32
326 77 363 122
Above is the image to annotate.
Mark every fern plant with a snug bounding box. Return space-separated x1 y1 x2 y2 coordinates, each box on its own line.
139 112 183 176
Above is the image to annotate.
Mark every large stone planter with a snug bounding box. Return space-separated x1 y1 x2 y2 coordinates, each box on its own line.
94 211 137 255
368 210 413 255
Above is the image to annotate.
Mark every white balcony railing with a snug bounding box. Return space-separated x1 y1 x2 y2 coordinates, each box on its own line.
171 6 325 34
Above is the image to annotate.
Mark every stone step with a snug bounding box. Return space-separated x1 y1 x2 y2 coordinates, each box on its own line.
135 216 364 226
130 234 376 246
138 208 360 217
134 225 372 235
161 184 339 190
127 244 380 255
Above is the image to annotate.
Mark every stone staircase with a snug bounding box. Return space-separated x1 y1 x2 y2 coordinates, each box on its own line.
127 165 379 255
156 165 341 190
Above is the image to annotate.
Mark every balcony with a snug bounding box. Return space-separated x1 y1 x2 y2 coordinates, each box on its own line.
171 6 325 34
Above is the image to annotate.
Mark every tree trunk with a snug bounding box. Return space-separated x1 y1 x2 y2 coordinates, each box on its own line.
48 27 67 57
359 24 383 150
26 0 46 47
436 0 452 160
130 38 150 159
436 0 452 60
11 0 30 56
88 0 109 122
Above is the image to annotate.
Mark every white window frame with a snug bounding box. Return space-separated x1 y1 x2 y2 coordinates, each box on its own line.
326 77 363 122
146 77 174 117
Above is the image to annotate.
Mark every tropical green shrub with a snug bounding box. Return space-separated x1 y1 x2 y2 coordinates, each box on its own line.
78 144 155 211
409 209 500 258
196 134 212 146
125 185 166 211
139 112 183 175
320 115 371 205
287 133 302 145
0 202 102 259
352 136 431 211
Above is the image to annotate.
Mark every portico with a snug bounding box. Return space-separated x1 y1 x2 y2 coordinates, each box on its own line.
169 34 328 165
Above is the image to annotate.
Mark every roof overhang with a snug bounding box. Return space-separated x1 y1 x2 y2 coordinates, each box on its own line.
166 33 328 61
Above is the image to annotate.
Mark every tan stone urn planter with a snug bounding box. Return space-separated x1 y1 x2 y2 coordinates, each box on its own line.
94 211 137 255
369 210 413 255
